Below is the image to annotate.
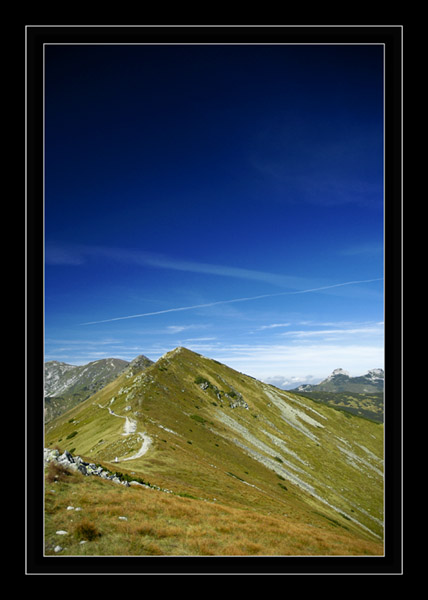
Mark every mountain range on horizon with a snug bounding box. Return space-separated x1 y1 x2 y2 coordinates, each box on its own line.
44 353 384 423
291 367 384 394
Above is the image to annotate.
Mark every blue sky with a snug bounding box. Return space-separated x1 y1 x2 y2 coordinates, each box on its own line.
44 44 384 387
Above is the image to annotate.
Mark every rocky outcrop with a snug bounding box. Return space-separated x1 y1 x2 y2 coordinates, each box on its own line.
195 376 249 409
44 448 132 486
44 448 171 493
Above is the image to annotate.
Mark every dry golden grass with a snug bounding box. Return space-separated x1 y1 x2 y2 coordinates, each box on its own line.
72 517 101 541
44 469 383 557
45 461 74 483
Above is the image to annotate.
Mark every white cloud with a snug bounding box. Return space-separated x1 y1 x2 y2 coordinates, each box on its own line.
138 253 305 289
264 374 321 389
258 322 291 330
184 337 217 342
208 342 384 381
165 325 194 334
280 325 384 338
46 242 309 289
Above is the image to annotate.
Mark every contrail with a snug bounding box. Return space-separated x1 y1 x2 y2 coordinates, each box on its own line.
81 278 383 325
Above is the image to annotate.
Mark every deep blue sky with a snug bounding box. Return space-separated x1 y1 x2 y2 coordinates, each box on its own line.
44 44 384 386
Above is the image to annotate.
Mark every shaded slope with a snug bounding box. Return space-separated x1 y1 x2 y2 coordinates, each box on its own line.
295 391 384 423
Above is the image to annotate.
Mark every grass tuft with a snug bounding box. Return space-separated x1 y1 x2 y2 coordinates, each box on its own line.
73 518 101 541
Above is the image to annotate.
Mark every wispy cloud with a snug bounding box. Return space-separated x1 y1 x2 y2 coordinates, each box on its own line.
280 325 383 338
249 115 383 207
45 243 86 266
136 253 302 288
164 325 207 334
258 322 291 330
184 337 217 342
45 242 309 289
297 320 383 327
81 278 383 325
341 242 383 256
45 338 123 345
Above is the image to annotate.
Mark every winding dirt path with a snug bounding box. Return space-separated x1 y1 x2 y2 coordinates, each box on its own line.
97 403 152 462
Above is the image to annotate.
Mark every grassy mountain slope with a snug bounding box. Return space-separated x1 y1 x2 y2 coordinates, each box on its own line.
45 347 384 555
295 391 384 423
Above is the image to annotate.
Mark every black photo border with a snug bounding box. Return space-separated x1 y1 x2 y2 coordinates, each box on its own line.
26 24 403 576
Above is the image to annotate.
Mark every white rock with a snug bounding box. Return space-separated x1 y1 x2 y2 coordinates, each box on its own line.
56 530 68 535
54 545 63 553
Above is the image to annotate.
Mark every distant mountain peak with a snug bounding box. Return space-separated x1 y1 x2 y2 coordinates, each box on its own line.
366 368 384 380
129 354 153 367
123 354 154 377
326 368 350 380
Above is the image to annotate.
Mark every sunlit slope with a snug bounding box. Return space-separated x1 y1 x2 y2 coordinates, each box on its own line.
45 347 383 546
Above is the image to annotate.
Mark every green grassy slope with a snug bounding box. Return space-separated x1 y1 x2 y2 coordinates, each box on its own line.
45 347 384 553
295 391 384 423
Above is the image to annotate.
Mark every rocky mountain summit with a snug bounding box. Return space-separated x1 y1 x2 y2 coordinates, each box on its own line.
44 355 153 422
